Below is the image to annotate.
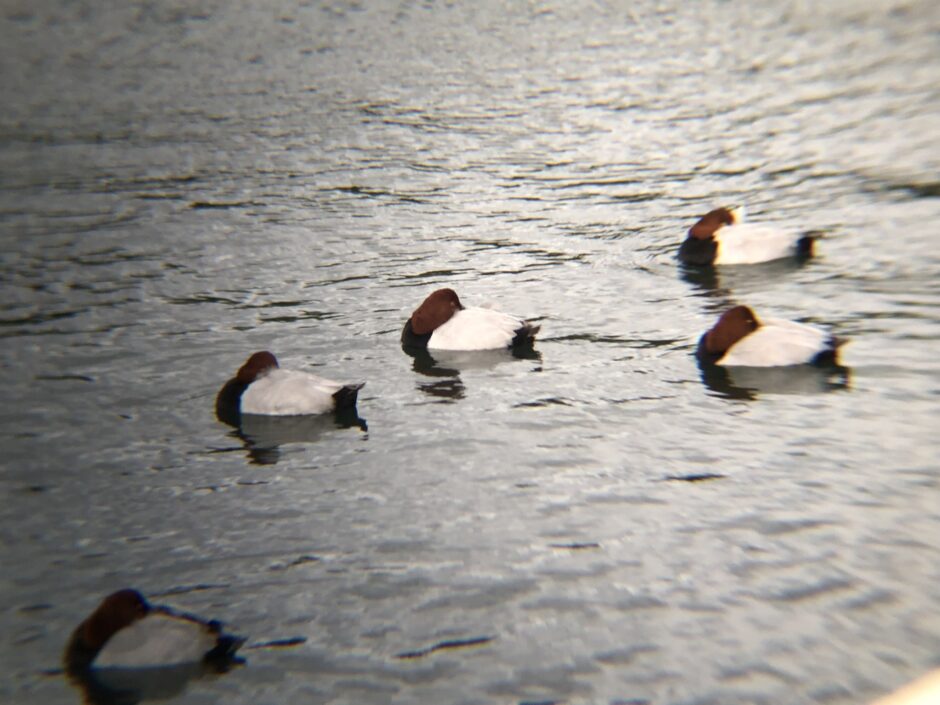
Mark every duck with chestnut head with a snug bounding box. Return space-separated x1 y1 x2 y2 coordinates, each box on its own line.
697 305 845 368
401 288 539 351
679 206 815 266
215 351 364 426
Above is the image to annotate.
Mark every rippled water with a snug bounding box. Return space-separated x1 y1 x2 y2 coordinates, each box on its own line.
2 1 939 703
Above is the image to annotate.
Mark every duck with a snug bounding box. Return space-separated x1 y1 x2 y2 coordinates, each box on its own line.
64 589 244 674
215 351 364 424
401 288 540 351
678 206 815 265
697 305 845 367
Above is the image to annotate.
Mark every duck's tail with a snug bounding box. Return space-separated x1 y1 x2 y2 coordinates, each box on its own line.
512 322 540 348
796 233 817 259
332 383 365 410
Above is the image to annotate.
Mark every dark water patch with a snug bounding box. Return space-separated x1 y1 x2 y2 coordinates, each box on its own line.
17 603 53 614
460 238 518 252
304 274 372 288
390 268 469 282
562 222 640 240
246 636 307 650
395 635 494 660
628 337 684 349
516 247 589 263
586 494 668 507
13 631 42 646
5 8 34 22
165 293 244 306
269 554 320 572
513 397 574 409
0 309 80 328
563 190 665 205
35 374 94 383
549 542 600 550
549 177 647 190
663 473 726 483
258 309 342 323
839 589 897 611
678 601 725 613
898 181 940 199
190 200 258 209
376 539 431 554
505 214 553 224
325 184 442 203
137 192 188 201
594 644 659 665
614 595 668 611
418 379 465 402
72 248 160 266
763 578 854 603
550 333 633 345
238 299 307 309
756 519 833 536
719 662 797 684
859 173 940 200
149 583 231 598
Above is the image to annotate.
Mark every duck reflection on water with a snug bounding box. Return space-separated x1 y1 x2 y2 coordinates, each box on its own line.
214 351 367 465
232 408 367 465
403 345 542 402
679 256 818 314
694 304 850 399
698 358 851 400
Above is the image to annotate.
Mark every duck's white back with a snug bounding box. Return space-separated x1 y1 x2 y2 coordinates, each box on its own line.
94 613 216 668
241 368 341 415
715 223 800 265
718 318 829 367
428 306 523 350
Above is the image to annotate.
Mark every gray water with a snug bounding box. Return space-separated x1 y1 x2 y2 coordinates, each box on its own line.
2 1 939 703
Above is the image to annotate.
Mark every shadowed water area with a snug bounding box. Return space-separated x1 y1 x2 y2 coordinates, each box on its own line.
2 1 939 703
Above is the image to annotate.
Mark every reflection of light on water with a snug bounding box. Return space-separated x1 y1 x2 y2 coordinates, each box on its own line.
871 669 940 705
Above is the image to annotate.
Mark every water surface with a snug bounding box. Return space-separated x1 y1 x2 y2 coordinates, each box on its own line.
2 1 939 703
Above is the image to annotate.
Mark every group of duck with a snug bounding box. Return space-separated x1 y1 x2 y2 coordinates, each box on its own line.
215 204 846 421
64 206 848 697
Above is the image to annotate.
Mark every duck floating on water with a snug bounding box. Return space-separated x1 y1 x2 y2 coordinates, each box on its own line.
215 351 363 425
679 206 815 266
401 288 539 351
697 305 845 367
